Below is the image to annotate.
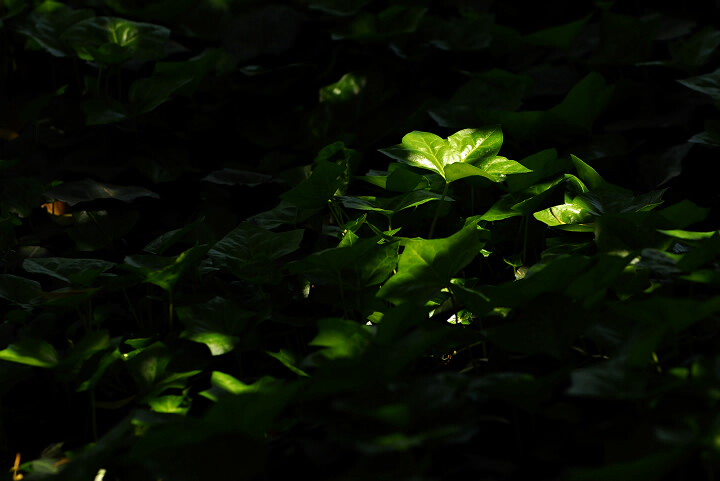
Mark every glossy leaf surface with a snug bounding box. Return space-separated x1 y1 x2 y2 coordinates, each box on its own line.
378 126 528 182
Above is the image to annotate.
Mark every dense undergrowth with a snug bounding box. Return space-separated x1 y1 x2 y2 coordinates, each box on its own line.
2 1 720 480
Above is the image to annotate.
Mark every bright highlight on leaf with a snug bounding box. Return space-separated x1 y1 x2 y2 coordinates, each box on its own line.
378 126 530 182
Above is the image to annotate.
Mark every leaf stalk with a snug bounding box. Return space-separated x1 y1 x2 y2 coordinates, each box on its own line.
428 182 449 239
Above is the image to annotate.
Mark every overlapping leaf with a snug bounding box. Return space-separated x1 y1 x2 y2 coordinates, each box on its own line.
378 223 488 305
22 257 115 286
61 16 170 63
378 126 529 182
207 222 303 284
177 297 254 356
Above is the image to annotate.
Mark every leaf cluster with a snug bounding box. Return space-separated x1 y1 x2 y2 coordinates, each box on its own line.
1 1 720 480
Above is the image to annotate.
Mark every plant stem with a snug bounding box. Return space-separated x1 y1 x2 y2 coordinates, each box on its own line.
428 182 449 239
328 199 343 228
448 285 459 323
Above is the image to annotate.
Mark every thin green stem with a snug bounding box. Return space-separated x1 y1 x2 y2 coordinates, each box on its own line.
328 200 343 228
448 286 459 324
428 182 449 239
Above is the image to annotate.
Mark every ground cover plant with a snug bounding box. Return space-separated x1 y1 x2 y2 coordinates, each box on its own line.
2 0 720 479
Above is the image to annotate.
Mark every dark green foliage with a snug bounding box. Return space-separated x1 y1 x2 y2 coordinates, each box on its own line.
2 1 720 480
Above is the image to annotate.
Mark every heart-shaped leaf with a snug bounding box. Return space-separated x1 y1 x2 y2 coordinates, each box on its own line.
208 222 303 285
378 126 528 182
61 16 170 63
0 338 59 368
43 179 159 206
23 257 115 286
177 297 254 356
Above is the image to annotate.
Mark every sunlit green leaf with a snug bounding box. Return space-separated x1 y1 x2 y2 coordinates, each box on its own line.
288 237 398 288
378 126 514 181
199 372 280 402
148 395 191 415
378 223 488 305
309 317 373 360
266 349 309 377
319 72 366 104
657 229 717 241
124 244 208 292
125 342 201 402
280 160 346 209
177 297 254 356
60 329 119 368
533 202 595 232
0 338 59 367
61 16 170 63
